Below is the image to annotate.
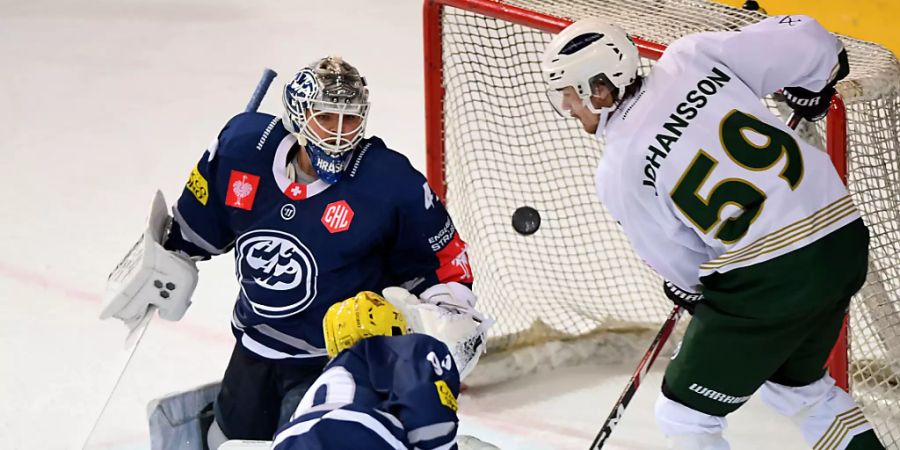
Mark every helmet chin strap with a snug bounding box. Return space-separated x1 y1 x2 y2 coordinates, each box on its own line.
584 95 617 135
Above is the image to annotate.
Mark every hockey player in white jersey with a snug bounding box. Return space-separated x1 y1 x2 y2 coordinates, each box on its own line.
541 15 884 450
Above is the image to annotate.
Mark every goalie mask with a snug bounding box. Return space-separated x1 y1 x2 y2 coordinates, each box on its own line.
541 19 639 129
323 291 407 358
282 56 370 184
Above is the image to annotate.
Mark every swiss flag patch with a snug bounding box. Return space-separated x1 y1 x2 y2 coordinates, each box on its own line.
436 234 474 283
225 170 260 210
285 183 307 200
321 200 354 233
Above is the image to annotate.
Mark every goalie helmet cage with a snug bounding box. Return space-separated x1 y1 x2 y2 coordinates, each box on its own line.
423 0 900 446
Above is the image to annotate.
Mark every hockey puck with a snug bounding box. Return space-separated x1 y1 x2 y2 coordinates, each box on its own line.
512 206 541 235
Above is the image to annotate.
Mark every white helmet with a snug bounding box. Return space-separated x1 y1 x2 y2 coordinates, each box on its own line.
541 18 639 116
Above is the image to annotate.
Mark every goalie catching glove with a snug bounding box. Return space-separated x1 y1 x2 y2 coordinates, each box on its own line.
100 190 199 329
383 283 494 380
663 280 703 315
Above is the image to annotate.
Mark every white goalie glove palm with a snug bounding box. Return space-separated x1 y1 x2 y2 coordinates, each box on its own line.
100 191 199 329
383 284 494 381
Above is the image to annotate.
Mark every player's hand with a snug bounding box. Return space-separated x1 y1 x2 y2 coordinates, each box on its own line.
662 280 703 314
782 85 834 122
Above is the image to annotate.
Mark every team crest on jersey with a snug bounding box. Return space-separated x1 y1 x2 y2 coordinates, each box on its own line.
236 230 319 318
226 170 260 210
321 200 354 233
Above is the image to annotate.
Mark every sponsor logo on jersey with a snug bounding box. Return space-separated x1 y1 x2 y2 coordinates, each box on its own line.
428 218 456 251
285 182 307 200
642 66 732 192
186 164 209 205
235 229 319 318
435 234 474 283
434 380 458 412
281 204 296 220
226 170 260 210
688 383 751 405
424 182 435 210
321 200 354 233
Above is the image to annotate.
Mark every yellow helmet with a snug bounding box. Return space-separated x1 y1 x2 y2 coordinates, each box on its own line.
323 291 408 358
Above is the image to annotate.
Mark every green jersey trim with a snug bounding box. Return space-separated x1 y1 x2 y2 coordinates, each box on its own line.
700 195 858 272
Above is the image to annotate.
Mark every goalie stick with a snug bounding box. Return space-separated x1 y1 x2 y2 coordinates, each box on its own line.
80 68 278 449
588 113 804 450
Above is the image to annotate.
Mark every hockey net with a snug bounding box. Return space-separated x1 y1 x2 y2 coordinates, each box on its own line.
423 0 900 446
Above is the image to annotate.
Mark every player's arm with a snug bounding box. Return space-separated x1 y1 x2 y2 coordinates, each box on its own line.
164 136 237 258
701 15 848 102
358 335 463 450
385 172 475 301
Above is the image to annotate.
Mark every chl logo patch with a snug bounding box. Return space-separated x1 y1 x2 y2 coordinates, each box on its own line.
226 170 260 210
321 200 354 233
236 230 319 318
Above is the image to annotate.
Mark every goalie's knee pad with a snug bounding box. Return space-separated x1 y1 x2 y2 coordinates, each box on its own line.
759 375 879 449
655 394 729 450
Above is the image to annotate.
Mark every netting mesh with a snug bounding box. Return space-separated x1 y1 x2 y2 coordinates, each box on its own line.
431 0 900 445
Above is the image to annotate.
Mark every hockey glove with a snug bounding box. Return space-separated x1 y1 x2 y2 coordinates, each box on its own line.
783 85 834 122
662 280 703 315
101 191 199 330
782 48 850 122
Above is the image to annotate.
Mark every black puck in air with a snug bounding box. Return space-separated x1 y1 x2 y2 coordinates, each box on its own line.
512 206 541 235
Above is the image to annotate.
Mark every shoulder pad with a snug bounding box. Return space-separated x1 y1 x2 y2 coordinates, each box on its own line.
214 112 289 161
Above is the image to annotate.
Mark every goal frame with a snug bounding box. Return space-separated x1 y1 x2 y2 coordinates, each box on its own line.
422 0 853 389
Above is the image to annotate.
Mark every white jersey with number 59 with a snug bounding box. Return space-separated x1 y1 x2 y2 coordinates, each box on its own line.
595 15 859 291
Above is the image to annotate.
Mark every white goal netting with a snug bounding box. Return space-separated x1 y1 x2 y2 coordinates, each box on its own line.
425 0 900 446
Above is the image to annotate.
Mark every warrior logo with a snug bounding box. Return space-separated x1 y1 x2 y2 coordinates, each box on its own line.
236 230 319 318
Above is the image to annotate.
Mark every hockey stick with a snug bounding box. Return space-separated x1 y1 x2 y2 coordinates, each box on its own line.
80 69 278 449
588 305 684 450
79 308 156 449
588 113 804 450
245 68 278 113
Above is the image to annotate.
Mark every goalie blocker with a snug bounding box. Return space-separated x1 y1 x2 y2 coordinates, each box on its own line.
100 190 199 328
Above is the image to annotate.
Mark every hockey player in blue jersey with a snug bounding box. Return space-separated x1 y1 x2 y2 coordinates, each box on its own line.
100 56 477 447
269 289 485 450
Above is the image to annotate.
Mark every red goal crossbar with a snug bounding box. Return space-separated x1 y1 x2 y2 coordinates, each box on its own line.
422 0 851 390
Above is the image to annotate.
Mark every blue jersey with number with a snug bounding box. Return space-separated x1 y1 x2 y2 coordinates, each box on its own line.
164 112 473 364
272 333 461 450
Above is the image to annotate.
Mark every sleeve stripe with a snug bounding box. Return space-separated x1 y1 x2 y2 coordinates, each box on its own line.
172 205 229 255
272 408 407 450
408 421 457 443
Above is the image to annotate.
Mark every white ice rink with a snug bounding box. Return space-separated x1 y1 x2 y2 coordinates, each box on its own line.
1 0 810 448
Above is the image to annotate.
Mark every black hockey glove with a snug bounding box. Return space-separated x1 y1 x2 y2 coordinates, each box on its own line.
662 280 704 315
782 48 850 122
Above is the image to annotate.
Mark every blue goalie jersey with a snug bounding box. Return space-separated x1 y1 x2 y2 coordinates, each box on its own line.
272 333 461 450
165 112 473 363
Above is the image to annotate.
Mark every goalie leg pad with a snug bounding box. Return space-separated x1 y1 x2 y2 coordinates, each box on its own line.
759 375 879 449
147 381 220 450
